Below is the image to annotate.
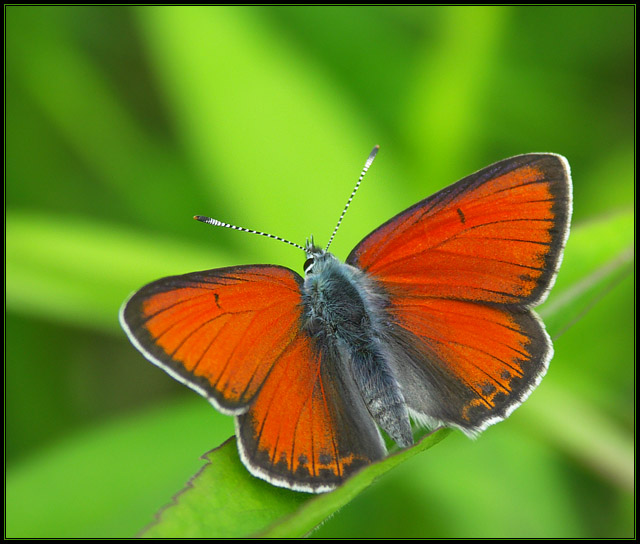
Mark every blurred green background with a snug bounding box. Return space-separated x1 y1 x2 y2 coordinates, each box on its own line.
6 5 634 538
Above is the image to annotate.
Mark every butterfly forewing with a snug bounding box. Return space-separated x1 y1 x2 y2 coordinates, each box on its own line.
348 154 571 307
120 265 305 413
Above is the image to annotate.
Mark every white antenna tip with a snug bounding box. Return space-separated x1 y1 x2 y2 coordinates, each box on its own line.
324 145 380 251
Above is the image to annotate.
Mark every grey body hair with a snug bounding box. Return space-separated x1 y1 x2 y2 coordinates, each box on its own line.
301 248 414 448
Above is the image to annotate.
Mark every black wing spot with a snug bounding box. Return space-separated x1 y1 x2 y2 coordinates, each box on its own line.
214 293 221 309
457 208 466 224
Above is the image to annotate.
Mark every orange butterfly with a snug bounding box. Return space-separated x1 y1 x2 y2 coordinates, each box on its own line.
120 149 572 493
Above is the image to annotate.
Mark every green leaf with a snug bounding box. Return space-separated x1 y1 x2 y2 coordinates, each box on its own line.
142 429 451 538
141 438 309 538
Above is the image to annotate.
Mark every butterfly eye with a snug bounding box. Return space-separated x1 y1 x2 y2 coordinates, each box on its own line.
303 258 315 273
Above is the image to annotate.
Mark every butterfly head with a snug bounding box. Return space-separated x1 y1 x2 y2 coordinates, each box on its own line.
303 236 331 276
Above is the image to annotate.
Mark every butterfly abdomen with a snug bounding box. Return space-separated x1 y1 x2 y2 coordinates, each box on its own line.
302 253 413 448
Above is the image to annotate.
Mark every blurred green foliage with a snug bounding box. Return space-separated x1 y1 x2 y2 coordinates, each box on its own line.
5 5 634 538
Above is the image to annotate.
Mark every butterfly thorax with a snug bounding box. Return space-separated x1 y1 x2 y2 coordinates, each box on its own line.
301 248 414 448
302 251 372 342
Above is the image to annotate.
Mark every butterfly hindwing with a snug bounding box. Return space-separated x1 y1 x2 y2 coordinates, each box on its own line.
382 299 552 434
236 333 387 493
348 154 572 434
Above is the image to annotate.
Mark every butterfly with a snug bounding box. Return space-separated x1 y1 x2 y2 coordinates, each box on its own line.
120 149 572 493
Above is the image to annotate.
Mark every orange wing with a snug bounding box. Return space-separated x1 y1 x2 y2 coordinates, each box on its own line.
120 265 305 413
121 264 386 491
236 334 386 492
348 154 571 307
383 297 553 434
348 154 572 434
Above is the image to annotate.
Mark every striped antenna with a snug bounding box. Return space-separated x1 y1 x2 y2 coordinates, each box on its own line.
325 145 380 252
194 216 306 252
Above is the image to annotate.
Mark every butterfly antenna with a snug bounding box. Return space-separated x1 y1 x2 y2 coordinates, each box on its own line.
325 145 380 252
194 216 306 252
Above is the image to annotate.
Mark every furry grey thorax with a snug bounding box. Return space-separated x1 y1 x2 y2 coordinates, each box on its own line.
301 243 413 447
